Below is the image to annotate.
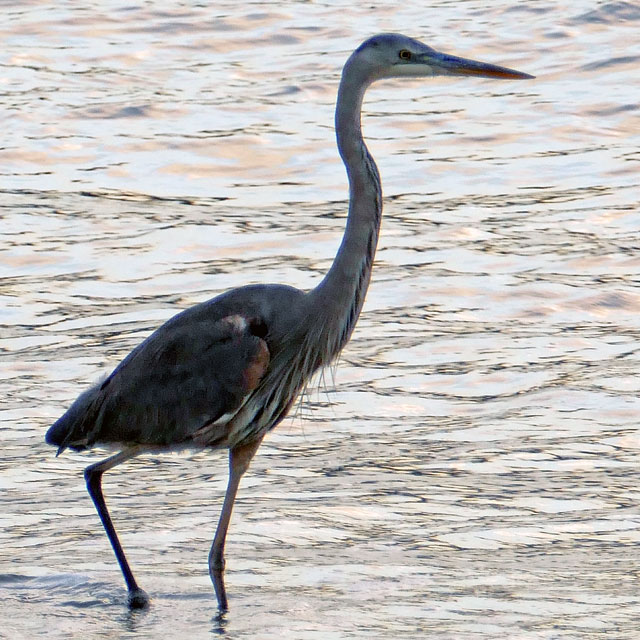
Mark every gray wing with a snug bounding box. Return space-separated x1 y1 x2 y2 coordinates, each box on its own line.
47 313 270 452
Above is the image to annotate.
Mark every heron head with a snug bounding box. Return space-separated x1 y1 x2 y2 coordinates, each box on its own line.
349 33 533 84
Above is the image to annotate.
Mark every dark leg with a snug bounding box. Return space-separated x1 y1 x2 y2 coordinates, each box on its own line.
209 437 263 611
84 448 149 609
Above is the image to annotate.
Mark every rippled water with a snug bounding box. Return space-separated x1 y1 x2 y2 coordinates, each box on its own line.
2 1 640 638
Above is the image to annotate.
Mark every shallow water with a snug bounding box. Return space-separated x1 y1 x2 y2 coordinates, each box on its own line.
2 1 640 638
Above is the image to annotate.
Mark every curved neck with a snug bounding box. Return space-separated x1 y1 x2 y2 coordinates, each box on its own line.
307 62 382 355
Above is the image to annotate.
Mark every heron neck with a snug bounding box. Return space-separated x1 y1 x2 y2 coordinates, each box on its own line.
308 64 382 355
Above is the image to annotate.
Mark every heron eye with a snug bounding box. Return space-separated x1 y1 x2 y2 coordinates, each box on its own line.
399 50 412 61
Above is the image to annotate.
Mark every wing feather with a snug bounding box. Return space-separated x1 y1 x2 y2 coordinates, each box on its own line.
47 314 270 451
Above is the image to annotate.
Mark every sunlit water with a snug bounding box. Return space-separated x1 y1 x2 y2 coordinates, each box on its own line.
2 1 640 638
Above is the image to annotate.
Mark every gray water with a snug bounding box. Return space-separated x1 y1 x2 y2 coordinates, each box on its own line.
2 1 640 638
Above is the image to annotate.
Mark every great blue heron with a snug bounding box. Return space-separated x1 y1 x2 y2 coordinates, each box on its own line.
46 33 532 611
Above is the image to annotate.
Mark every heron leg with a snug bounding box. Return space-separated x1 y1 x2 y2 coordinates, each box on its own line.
84 448 149 609
209 437 263 611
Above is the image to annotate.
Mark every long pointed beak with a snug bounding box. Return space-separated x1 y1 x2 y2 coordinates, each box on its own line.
424 51 534 80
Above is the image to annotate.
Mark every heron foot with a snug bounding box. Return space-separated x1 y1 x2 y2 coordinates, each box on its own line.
127 588 150 609
213 577 228 613
209 561 228 611
209 545 228 610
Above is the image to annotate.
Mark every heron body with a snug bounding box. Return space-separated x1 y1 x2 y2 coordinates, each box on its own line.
46 33 532 610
